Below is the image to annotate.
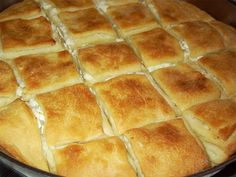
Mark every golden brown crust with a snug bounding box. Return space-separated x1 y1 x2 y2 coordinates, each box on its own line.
50 0 94 12
184 99 236 159
131 28 183 68
59 8 116 47
152 64 221 110
150 0 213 27
124 119 210 177
171 21 225 59
0 60 17 105
94 74 175 134
0 0 41 22
0 17 56 53
36 84 104 147
53 137 136 177
78 42 141 82
14 51 81 99
198 50 236 96
210 21 236 49
0 100 48 171
98 0 138 7
107 3 158 36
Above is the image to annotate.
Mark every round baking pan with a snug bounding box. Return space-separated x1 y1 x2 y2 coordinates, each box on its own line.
0 150 236 177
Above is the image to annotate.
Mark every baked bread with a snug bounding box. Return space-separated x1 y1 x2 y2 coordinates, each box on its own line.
0 0 235 176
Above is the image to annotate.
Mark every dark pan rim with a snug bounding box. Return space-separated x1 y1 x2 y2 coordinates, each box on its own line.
0 150 236 177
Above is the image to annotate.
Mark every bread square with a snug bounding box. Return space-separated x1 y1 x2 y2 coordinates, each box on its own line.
36 84 106 147
58 8 117 48
94 74 175 134
184 99 236 164
14 51 81 100
0 60 18 107
131 28 183 71
171 21 225 60
148 0 213 27
0 17 63 59
107 3 158 37
78 42 142 83
124 119 209 177
198 50 236 96
0 99 48 171
53 137 136 177
0 0 41 22
152 64 221 110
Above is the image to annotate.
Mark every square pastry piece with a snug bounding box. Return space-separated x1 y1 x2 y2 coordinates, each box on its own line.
36 84 106 147
198 50 236 97
184 99 236 164
53 137 136 177
45 0 94 12
58 8 117 48
148 0 213 27
124 119 209 177
152 64 221 111
210 21 236 49
0 17 62 59
107 3 158 37
14 51 81 100
0 60 18 107
78 42 142 83
131 28 183 71
171 21 225 60
0 100 48 171
0 0 41 22
94 74 175 134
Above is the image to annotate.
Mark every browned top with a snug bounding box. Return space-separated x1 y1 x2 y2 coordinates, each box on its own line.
53 137 136 177
50 0 94 12
198 50 236 96
131 28 183 67
99 0 138 6
36 84 104 146
59 8 115 37
172 21 225 59
151 0 213 26
78 42 141 82
152 64 221 110
14 51 81 97
107 3 157 35
94 74 175 134
186 99 236 141
210 21 236 49
0 100 48 171
0 17 55 52
0 60 17 97
0 0 41 22
125 119 209 177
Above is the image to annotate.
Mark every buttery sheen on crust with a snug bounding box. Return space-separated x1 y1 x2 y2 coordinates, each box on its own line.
96 0 138 8
94 74 175 134
53 137 136 177
0 60 18 107
78 42 142 82
198 50 236 96
183 99 236 164
148 0 213 27
0 0 41 22
48 0 94 12
58 8 117 48
0 100 48 171
107 3 158 37
36 84 105 147
0 17 63 59
124 119 210 177
131 28 183 70
171 21 225 60
152 64 221 110
14 51 81 99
